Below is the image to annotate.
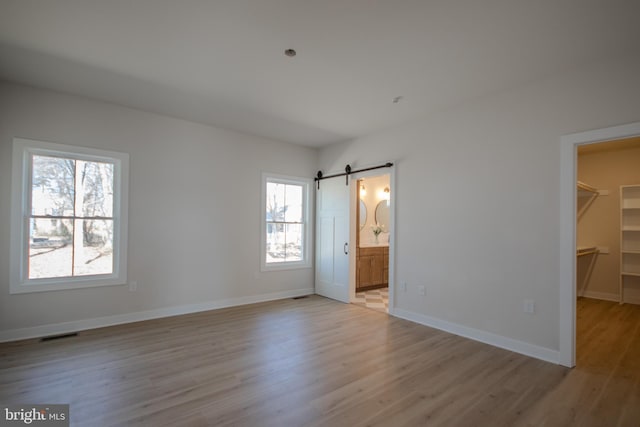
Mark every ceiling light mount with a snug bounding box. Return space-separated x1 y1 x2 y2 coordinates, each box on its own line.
284 48 297 57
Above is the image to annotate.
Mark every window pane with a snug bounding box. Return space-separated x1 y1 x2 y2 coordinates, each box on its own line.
285 223 303 262
266 182 285 221
78 160 114 218
74 219 114 276
266 222 285 263
31 155 75 216
29 218 73 279
284 184 303 223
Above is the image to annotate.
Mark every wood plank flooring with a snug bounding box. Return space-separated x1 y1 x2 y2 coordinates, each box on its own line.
0 296 638 426
517 298 640 426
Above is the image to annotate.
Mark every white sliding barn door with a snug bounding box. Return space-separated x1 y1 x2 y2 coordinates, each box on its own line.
315 177 350 303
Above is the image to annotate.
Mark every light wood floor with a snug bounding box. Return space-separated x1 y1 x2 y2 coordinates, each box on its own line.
518 297 640 426
0 296 638 426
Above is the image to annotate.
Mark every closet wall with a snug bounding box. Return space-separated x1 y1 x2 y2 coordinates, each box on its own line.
577 138 640 301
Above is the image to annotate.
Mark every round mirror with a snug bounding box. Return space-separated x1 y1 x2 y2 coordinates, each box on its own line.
359 200 367 230
375 200 390 230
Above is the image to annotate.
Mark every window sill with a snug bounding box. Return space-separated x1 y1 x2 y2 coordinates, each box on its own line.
10 277 127 294
261 262 312 272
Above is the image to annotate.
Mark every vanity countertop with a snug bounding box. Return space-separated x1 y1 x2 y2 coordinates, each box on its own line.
359 242 389 248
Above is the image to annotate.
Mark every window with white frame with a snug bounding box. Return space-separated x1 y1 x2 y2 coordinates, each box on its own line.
10 138 129 293
261 174 311 270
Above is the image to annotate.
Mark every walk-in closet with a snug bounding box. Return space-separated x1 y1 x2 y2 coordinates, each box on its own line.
575 137 640 376
577 137 640 304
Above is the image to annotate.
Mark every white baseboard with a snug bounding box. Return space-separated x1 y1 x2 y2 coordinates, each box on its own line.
392 308 560 365
580 290 619 302
0 287 314 343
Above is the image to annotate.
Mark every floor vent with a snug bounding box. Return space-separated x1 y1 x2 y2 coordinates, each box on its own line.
292 295 309 300
40 332 78 342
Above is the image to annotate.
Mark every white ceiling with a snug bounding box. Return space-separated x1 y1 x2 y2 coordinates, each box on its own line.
1 0 639 147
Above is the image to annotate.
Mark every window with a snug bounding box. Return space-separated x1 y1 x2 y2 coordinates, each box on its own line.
261 174 311 271
10 138 129 293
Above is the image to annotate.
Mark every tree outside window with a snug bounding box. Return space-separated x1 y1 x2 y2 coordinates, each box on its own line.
29 155 115 279
10 138 128 294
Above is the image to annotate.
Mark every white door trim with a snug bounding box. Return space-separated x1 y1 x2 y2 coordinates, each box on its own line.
559 121 640 367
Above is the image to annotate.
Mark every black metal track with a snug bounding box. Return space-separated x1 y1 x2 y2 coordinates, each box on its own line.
315 162 393 188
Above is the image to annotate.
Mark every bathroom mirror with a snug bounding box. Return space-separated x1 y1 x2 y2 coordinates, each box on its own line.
359 200 367 230
375 200 390 230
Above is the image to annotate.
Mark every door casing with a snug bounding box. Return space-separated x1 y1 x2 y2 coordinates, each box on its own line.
559 122 640 367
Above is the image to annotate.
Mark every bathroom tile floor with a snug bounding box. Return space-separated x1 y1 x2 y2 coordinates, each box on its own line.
353 287 388 313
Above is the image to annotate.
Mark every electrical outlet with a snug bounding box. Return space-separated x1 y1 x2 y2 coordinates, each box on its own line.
524 299 535 314
129 281 137 292
418 285 426 296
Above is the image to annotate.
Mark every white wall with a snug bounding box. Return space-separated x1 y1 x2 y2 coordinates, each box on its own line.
0 82 317 337
319 54 640 357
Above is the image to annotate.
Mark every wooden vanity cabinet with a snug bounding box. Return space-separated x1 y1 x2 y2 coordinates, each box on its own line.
356 246 389 291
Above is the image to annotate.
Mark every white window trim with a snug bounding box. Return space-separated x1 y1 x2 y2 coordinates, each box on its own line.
9 137 129 294
261 173 312 272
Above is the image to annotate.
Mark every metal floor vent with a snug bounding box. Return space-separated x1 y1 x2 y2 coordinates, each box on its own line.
40 332 78 342
292 296 309 300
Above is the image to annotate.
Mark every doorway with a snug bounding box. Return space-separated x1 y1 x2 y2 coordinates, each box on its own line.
575 136 640 373
314 164 395 313
559 121 640 367
352 174 391 313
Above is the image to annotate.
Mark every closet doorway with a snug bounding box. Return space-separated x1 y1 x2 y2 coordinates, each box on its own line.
575 137 640 370
559 121 640 368
352 173 392 314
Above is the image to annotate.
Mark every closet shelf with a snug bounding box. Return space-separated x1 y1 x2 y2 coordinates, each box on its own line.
621 271 640 277
577 180 599 196
620 185 640 304
577 246 598 257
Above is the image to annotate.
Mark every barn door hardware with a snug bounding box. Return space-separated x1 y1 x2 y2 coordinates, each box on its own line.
314 162 393 189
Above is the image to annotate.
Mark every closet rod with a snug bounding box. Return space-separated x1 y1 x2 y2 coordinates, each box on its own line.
576 247 599 257
315 162 393 188
577 180 598 194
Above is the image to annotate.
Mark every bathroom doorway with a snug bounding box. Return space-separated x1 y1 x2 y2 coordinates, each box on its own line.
352 173 391 314
314 163 395 312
